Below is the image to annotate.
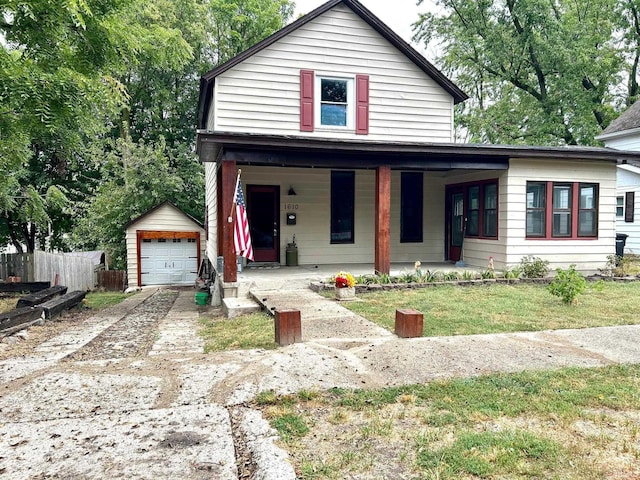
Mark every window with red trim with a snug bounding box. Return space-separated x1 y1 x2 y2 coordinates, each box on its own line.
449 180 499 239
526 181 599 239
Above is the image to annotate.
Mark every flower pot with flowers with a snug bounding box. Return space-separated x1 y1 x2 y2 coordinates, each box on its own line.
334 271 356 300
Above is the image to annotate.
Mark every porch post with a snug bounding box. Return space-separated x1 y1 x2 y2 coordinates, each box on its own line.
221 158 237 283
375 165 391 275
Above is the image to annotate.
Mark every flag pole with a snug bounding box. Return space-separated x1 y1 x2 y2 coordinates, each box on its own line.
228 169 241 223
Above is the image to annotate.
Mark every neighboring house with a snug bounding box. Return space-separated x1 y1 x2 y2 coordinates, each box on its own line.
125 202 205 287
197 0 640 288
596 101 640 254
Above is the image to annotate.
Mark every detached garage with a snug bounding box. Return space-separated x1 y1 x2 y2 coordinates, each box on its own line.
125 202 205 287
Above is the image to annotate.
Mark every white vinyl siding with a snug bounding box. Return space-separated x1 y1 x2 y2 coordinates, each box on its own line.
125 204 205 287
210 4 454 142
503 159 616 273
598 131 640 151
616 166 640 253
205 162 218 263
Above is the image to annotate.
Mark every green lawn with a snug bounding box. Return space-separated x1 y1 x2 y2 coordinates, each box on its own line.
342 281 640 336
258 365 640 479
199 312 278 352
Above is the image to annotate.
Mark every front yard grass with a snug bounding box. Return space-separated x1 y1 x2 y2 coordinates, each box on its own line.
258 365 640 479
343 281 640 336
199 312 278 352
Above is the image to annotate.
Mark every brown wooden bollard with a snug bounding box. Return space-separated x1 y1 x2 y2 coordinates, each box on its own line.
395 309 423 338
274 309 302 346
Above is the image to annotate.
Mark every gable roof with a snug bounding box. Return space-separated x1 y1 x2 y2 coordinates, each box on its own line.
197 0 468 129
598 100 640 139
125 201 204 229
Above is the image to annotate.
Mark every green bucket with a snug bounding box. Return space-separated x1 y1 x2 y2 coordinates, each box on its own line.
195 291 209 306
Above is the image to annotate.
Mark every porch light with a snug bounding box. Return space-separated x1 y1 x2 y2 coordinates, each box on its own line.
288 186 297 195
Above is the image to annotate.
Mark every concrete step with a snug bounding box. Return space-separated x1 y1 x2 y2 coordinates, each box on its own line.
222 297 262 318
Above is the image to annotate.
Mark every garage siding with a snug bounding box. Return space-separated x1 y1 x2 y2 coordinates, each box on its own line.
125 203 205 287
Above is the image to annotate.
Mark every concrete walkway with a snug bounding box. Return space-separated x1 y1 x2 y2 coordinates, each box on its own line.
1 286 640 479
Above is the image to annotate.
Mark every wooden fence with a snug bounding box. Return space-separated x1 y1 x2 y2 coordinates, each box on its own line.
97 270 125 291
34 251 96 292
0 253 35 281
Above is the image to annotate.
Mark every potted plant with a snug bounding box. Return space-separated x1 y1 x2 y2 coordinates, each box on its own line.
334 271 356 300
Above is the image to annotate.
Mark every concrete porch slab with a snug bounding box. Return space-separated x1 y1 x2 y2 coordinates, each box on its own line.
222 297 261 318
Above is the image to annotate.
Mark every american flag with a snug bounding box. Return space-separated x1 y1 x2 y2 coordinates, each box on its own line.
233 176 254 261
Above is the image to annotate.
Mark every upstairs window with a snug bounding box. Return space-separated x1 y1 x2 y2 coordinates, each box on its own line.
300 70 369 134
318 77 352 128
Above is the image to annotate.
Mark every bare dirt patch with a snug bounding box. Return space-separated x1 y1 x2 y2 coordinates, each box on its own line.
0 307 92 361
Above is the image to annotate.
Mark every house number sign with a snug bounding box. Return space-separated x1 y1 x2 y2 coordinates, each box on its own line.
284 204 299 210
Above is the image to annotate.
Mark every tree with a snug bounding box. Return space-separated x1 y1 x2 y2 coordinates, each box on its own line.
0 0 192 251
414 0 627 145
73 137 187 269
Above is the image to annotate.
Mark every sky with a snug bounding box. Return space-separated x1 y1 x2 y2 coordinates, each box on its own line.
293 0 437 53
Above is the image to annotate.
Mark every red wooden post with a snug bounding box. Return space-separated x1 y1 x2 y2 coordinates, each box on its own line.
274 309 302 346
395 309 423 338
375 165 391 275
221 158 237 283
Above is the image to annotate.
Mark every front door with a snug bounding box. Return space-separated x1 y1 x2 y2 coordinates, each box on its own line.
246 185 280 262
447 190 464 262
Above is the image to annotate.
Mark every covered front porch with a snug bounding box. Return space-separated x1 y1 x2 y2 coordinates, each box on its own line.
199 133 512 288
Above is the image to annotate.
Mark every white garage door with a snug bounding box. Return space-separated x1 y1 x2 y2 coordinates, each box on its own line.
140 238 198 285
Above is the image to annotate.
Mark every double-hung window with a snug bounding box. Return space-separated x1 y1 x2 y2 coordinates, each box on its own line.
552 183 572 237
616 196 624 218
526 181 599 239
317 77 353 128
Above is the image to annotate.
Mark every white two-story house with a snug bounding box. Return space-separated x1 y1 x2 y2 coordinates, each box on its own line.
197 0 639 287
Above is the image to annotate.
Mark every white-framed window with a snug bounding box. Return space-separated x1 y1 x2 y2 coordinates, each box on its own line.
616 196 624 217
315 75 354 129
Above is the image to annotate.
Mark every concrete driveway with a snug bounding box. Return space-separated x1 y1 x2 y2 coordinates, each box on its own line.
2 286 640 479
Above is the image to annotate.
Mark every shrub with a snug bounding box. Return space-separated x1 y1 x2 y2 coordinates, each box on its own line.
520 255 549 278
548 265 587 305
503 266 522 279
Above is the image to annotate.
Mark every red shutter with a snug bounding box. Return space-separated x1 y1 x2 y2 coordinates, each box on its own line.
300 70 314 132
355 74 369 135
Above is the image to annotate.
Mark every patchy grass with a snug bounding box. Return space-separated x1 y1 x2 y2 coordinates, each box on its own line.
83 292 132 310
199 312 278 352
257 365 640 479
0 292 129 315
0 295 18 314
343 282 640 336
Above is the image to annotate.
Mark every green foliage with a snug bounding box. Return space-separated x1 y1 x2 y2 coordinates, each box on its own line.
548 265 588 305
503 266 523 279
414 0 627 145
1 0 293 254
272 414 310 441
72 137 197 269
520 255 550 278
480 269 496 279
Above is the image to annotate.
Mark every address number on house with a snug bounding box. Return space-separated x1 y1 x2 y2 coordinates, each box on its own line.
284 204 299 211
